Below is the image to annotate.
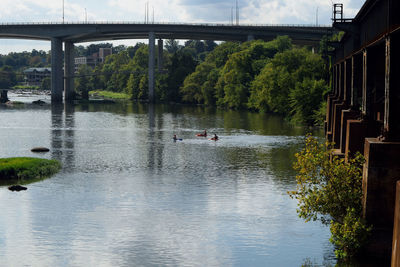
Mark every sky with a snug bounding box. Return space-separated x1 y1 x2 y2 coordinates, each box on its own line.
0 0 366 54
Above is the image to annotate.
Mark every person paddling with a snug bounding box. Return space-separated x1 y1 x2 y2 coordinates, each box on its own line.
211 134 218 141
173 134 182 141
196 129 207 137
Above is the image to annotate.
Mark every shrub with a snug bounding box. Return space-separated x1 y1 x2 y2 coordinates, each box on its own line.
289 135 371 259
0 157 61 182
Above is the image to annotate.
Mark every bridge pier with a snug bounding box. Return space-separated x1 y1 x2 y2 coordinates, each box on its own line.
158 39 163 72
0 90 8 103
148 31 155 102
339 58 356 154
64 41 75 102
332 62 345 151
360 32 400 260
51 38 63 103
326 64 340 142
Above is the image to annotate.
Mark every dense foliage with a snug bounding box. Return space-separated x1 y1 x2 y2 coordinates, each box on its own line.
289 135 371 259
2 37 330 126
78 37 328 125
0 157 61 181
180 37 329 125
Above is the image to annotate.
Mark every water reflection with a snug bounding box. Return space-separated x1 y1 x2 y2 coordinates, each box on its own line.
51 103 75 170
147 103 165 171
0 101 333 266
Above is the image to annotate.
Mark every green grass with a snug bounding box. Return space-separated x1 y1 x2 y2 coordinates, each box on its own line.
12 85 41 90
90 90 131 100
0 157 61 184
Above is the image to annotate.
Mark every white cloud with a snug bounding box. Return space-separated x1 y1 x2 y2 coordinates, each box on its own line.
0 0 366 53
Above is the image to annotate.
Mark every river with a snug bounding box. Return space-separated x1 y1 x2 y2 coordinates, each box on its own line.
0 92 335 266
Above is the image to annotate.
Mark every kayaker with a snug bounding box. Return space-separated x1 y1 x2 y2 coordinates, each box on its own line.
211 134 218 141
196 129 207 137
173 135 183 141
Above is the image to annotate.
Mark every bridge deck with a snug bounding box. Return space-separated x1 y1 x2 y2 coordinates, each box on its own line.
0 22 333 45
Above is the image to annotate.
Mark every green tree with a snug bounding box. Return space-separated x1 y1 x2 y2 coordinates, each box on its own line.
100 50 131 92
0 65 17 89
41 77 51 90
75 65 93 100
165 39 181 54
90 65 104 90
180 41 240 105
249 47 327 124
181 62 214 103
216 37 292 109
289 79 328 125
166 49 197 102
124 45 149 100
289 135 371 259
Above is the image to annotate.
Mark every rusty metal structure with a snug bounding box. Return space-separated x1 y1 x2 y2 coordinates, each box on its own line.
326 0 400 262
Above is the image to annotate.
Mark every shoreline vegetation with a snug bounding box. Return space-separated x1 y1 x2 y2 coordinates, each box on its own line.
0 157 61 185
72 36 330 127
89 90 131 100
290 135 370 260
0 36 333 127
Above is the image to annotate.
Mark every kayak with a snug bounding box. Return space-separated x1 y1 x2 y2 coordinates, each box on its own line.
173 138 183 141
209 137 218 141
196 133 207 137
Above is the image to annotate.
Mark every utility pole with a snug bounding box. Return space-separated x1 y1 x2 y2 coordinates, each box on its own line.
145 2 148 23
236 0 239 25
62 0 64 23
231 7 233 25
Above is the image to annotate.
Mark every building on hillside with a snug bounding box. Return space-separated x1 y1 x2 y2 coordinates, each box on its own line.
74 48 113 72
98 48 112 63
74 55 97 72
23 67 51 86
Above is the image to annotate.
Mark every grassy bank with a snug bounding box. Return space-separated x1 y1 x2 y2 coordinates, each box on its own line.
89 90 131 100
0 157 61 183
12 85 40 90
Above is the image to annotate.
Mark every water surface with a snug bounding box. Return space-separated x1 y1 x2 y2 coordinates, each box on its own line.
0 95 334 266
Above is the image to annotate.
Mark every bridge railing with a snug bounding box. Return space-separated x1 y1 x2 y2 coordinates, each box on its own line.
0 21 332 28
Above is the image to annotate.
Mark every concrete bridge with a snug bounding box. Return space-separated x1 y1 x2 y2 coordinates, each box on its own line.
326 0 400 263
0 22 332 103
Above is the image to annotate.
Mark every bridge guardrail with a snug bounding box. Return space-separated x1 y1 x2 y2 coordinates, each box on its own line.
0 21 332 28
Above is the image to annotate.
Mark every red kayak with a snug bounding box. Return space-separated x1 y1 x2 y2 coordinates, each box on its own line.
196 133 207 137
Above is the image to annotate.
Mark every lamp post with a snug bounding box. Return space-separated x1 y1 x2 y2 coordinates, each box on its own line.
62 0 64 23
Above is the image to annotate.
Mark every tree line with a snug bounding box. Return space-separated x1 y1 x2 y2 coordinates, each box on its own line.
0 37 330 126
76 37 329 126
